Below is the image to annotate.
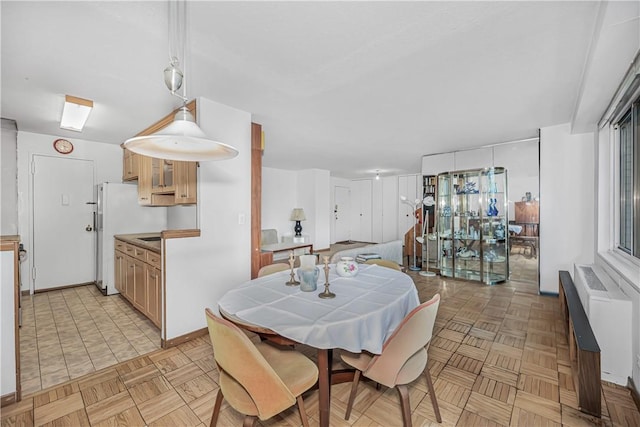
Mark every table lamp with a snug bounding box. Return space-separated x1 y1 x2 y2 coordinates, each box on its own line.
290 208 306 237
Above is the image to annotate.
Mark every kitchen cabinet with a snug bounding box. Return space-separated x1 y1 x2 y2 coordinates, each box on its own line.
135 155 197 206
122 148 140 181
137 156 153 205
1 236 20 405
114 250 126 293
437 167 509 285
145 265 161 327
115 238 161 327
173 161 197 204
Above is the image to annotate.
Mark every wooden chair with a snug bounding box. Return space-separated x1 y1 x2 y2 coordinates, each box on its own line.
205 308 318 427
365 258 402 271
341 294 442 426
257 263 289 277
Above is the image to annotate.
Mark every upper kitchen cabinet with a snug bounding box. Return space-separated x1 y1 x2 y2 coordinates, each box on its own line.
124 100 198 206
137 156 197 206
122 148 140 181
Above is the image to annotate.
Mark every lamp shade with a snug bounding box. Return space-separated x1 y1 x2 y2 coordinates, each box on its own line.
290 208 306 221
123 107 239 161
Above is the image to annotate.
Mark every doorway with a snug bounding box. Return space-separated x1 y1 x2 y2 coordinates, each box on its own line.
334 186 350 243
31 155 95 291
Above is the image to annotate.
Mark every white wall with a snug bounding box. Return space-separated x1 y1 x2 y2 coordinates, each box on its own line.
167 204 197 230
539 123 595 293
2 120 18 236
262 167 297 240
164 97 251 340
16 131 122 292
295 169 331 250
262 167 331 249
493 140 540 221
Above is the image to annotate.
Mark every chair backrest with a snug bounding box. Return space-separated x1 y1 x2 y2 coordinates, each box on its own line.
261 229 279 245
257 263 289 277
364 294 440 387
205 308 295 419
365 259 402 271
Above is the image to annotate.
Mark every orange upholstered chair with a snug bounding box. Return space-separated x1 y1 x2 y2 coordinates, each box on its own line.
205 308 318 427
257 263 289 277
341 294 442 426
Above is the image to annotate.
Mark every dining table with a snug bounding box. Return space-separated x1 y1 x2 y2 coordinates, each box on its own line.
218 262 420 427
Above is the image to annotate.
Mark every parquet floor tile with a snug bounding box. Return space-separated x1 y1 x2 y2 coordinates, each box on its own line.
472 375 517 405
465 391 513 426
513 390 562 424
3 274 639 427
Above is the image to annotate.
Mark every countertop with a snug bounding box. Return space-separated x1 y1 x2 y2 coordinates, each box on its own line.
114 233 161 253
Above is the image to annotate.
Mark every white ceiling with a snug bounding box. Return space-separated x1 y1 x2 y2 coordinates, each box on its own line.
1 1 637 179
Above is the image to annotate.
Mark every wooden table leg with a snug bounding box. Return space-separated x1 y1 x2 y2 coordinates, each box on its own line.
317 349 332 427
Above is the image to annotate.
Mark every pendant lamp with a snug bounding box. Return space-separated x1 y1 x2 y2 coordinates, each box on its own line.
123 1 238 161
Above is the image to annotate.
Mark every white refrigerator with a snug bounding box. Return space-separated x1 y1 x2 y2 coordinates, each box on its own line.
96 182 167 295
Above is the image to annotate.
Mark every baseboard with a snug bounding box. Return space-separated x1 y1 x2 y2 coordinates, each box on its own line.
630 376 640 412
1 392 16 407
162 327 208 348
33 281 95 293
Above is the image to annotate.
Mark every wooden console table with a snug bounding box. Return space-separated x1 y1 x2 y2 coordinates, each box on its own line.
260 241 314 265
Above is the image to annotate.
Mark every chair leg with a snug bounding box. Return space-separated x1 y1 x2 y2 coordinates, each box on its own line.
209 389 224 427
242 416 257 427
396 384 412 427
345 369 361 420
297 395 310 427
424 369 442 423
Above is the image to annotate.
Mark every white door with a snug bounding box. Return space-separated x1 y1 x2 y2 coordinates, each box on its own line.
32 155 95 291
334 186 350 243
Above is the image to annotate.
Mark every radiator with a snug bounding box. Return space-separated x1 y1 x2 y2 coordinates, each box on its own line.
573 264 632 385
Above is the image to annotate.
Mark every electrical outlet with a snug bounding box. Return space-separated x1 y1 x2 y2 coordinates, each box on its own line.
636 354 640 369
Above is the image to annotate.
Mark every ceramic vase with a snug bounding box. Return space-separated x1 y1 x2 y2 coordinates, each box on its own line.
336 257 359 277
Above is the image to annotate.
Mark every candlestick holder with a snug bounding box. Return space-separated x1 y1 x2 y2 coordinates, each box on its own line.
318 256 335 299
286 251 299 286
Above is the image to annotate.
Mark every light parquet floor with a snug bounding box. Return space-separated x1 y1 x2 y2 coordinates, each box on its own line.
3 273 639 427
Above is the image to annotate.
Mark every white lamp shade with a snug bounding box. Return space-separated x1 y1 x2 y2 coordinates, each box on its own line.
123 108 239 161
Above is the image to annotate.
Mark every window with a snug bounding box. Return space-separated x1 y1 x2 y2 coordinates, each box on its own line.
616 101 640 259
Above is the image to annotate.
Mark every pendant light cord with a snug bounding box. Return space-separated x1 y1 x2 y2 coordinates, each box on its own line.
167 0 188 103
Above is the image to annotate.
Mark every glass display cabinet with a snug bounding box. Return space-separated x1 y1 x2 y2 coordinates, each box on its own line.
437 167 508 284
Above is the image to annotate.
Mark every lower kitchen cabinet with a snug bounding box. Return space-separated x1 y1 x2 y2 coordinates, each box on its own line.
115 239 161 328
145 265 161 327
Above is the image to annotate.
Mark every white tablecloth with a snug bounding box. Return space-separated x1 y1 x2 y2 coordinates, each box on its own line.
218 264 420 354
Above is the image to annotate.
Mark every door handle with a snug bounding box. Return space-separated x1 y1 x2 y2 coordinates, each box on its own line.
86 224 93 231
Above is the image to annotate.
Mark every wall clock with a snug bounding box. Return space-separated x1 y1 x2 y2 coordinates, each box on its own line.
53 138 74 154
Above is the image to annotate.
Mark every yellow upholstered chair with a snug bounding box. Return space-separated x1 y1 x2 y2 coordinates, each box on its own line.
257 263 289 277
205 308 318 427
364 258 402 271
341 294 442 426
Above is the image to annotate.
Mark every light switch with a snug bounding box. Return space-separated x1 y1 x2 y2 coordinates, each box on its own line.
238 213 246 225
61 194 69 206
